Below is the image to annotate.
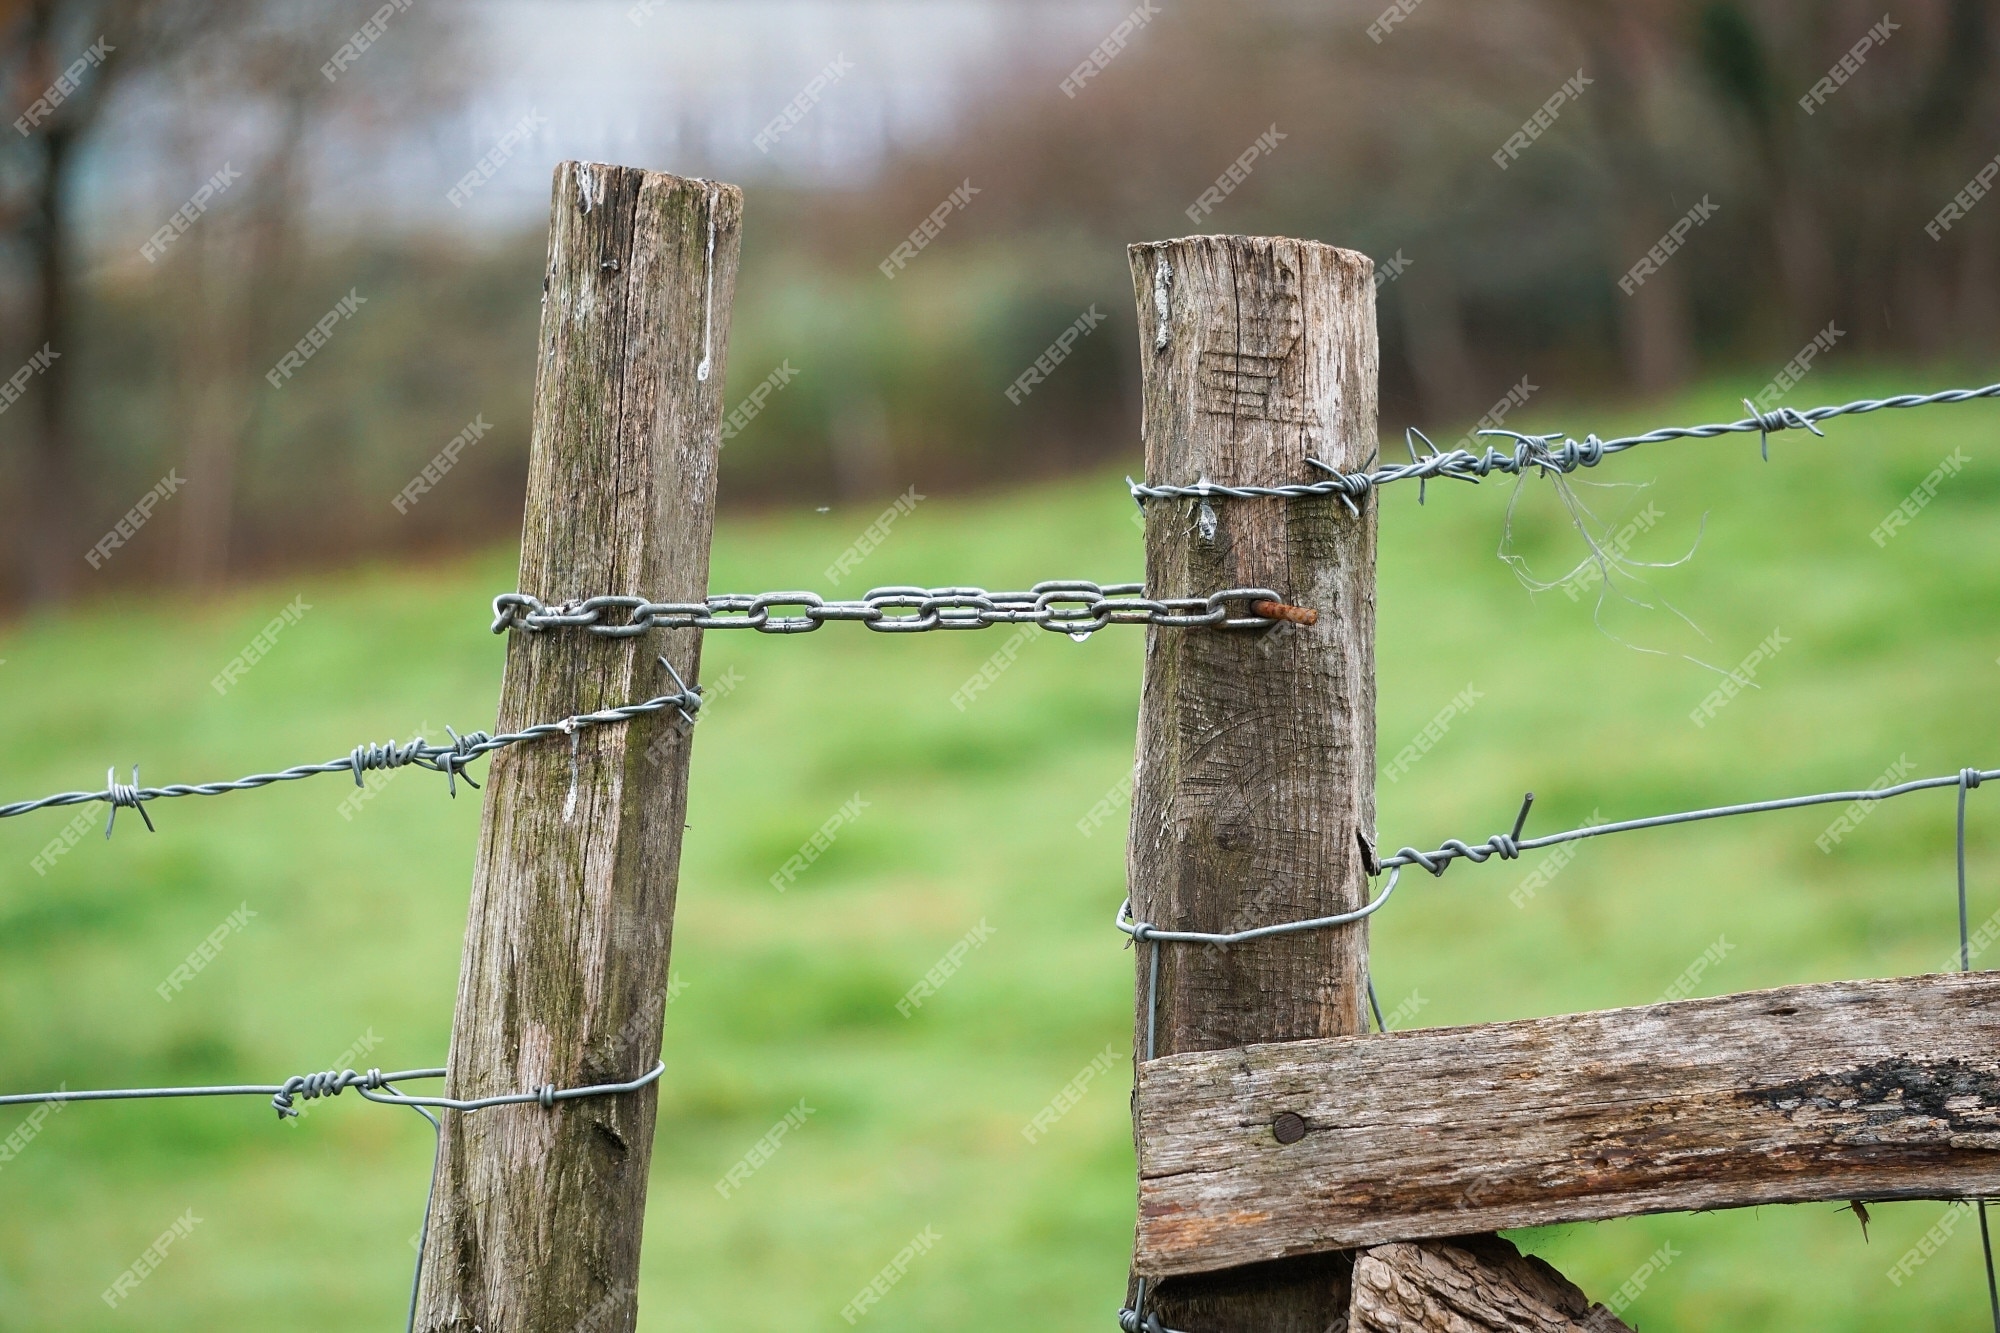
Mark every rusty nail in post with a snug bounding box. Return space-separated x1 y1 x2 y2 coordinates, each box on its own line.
1271 1111 1308 1144
1251 600 1318 626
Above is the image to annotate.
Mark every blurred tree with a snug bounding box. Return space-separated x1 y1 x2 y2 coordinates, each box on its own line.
2 0 249 604
1694 0 1836 336
167 5 400 588
2 0 464 600
1565 0 1700 392
3 0 1997 605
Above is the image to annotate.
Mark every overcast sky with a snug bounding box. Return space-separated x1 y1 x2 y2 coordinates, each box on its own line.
85 0 1136 248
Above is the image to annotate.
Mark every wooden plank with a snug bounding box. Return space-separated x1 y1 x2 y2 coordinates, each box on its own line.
1135 971 2000 1277
413 162 740 1329
1122 234 1378 1329
1350 1237 1633 1333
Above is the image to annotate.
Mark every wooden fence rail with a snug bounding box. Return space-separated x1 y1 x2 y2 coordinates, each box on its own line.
1135 970 2000 1277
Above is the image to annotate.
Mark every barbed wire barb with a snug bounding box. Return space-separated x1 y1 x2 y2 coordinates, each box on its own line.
105 765 154 839
657 654 702 728
1743 398 1824 460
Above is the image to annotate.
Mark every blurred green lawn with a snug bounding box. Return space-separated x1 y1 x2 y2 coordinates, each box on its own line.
2 368 1998 1330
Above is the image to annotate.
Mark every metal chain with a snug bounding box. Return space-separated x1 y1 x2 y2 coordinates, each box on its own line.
491 582 1293 638
1128 381 2000 510
0 659 701 830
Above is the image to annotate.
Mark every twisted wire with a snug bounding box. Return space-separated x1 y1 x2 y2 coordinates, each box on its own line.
1128 381 2000 505
1117 866 1405 947
1118 765 1999 944
1119 995 1188 1333
491 581 1289 638
1963 769 1986 971
1118 1304 1184 1333
1951 769 2000 1333
1380 766 2000 880
0 666 701 831
0 1060 666 1119
1 1050 665 1333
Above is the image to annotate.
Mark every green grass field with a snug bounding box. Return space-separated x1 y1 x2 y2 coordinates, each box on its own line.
2 368 1998 1330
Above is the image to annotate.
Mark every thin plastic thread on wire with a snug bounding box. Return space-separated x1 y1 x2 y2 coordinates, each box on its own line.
1128 381 2000 509
0 659 702 832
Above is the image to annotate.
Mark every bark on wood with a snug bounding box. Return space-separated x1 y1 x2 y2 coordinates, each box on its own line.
413 162 740 1331
1136 970 2000 1276
1122 233 1378 1331
1349 1237 1633 1333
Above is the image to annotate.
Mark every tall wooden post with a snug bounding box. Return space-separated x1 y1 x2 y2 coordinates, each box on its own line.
414 162 740 1330
1124 234 1378 1331
1122 237 1633 1332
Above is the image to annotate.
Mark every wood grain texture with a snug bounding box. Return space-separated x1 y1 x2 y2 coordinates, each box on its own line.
1349 1237 1633 1333
1136 971 2000 1277
413 162 740 1332
1123 234 1377 1331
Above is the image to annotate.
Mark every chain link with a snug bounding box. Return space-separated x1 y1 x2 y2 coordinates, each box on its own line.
491 582 1289 637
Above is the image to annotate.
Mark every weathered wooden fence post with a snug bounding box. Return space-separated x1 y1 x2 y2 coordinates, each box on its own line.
1123 234 1378 1331
413 161 740 1330
1122 236 1632 1332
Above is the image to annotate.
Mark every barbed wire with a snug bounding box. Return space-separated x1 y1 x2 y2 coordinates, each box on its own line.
9 411 1995 1332
0 659 701 832
1117 764 1996 946
491 583 1313 638
1377 767 1997 880
0 1060 665 1120
1128 381 2000 512
1 1056 667 1333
